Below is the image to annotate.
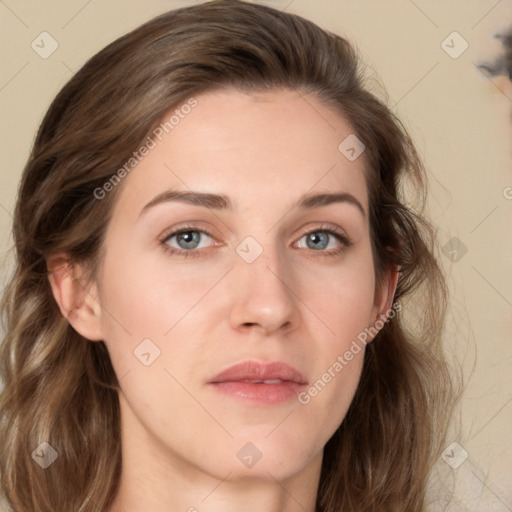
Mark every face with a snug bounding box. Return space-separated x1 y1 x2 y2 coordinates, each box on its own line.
90 88 392 483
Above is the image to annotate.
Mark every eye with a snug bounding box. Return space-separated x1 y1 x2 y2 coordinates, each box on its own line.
159 224 351 259
161 227 216 257
295 227 350 254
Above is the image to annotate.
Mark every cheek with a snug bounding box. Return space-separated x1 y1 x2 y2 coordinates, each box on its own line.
95 243 232 390
97 245 220 338
295 248 375 418
299 246 377 341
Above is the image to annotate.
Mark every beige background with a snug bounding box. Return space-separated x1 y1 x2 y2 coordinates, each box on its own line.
1 1 511 510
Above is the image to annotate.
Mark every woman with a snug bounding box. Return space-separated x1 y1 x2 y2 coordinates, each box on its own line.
0 1 455 510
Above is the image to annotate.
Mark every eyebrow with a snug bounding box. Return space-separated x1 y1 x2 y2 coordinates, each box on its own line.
139 189 365 218
299 192 365 217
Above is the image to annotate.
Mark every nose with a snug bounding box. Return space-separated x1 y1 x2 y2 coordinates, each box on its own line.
228 246 301 337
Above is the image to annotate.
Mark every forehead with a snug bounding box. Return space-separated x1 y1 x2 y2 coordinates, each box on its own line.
112 88 369 218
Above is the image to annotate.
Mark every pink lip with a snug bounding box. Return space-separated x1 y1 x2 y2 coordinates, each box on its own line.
208 361 308 405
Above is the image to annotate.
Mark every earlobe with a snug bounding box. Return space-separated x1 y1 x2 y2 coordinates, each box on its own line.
47 255 104 341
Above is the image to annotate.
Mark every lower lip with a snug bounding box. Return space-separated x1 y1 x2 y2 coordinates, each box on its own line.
210 381 306 405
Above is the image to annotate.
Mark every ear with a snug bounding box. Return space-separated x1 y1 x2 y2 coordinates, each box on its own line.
47 255 104 341
367 264 400 343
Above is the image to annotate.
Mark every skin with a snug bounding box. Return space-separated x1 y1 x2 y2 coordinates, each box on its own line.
49 88 397 512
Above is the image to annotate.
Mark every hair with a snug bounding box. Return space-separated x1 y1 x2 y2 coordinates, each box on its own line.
479 26 512 79
0 1 456 510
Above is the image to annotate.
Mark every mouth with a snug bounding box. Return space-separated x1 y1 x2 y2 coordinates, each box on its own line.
207 360 308 405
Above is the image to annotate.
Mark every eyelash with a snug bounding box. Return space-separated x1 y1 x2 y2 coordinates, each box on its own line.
159 223 352 259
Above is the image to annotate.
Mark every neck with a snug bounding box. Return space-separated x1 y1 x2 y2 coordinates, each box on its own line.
110 469 320 512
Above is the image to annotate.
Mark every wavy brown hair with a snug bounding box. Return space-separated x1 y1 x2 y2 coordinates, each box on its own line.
0 1 455 510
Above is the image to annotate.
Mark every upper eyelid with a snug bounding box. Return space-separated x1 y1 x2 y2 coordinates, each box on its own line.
291 222 350 245
160 221 217 240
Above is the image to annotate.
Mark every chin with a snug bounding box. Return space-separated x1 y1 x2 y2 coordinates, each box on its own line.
198 433 322 483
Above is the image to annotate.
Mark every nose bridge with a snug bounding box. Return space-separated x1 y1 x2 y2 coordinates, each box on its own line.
248 247 289 296
229 236 300 334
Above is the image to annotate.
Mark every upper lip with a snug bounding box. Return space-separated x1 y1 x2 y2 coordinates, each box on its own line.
208 360 308 385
